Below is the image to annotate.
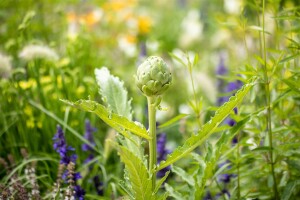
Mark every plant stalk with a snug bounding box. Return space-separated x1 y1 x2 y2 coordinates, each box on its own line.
261 1 279 199
147 96 157 189
237 133 241 200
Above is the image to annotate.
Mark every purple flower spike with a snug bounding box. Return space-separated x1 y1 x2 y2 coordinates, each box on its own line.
82 120 97 152
156 133 172 178
226 80 243 93
203 191 213 200
93 175 104 195
74 185 85 200
53 125 77 165
216 56 227 76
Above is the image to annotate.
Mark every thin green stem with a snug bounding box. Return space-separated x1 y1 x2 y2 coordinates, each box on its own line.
262 1 279 199
236 132 241 200
147 96 157 189
187 57 201 127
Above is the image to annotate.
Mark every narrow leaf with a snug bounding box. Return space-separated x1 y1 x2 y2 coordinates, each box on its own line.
29 100 99 153
164 183 185 200
61 99 151 140
281 79 300 94
282 180 297 200
279 53 300 63
172 166 195 186
169 52 187 67
157 77 256 170
154 171 170 193
118 146 154 200
158 114 189 129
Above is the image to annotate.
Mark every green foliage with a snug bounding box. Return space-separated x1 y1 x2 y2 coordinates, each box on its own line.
118 146 154 200
157 77 256 170
95 67 133 119
95 67 143 158
61 99 150 140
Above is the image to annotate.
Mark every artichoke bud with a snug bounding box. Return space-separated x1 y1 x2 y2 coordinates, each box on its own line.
136 56 172 97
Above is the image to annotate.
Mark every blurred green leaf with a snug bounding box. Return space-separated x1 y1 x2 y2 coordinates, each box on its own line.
164 183 185 200
158 114 188 129
172 166 194 186
282 180 298 200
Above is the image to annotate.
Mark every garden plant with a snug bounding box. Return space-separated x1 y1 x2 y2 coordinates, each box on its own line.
0 0 300 199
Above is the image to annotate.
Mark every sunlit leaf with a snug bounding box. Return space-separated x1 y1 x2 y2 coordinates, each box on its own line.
118 146 154 200
61 99 151 140
156 77 256 170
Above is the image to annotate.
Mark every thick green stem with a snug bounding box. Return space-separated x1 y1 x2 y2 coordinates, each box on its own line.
147 96 157 189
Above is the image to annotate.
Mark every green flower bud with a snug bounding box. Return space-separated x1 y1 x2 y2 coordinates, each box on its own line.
136 56 172 97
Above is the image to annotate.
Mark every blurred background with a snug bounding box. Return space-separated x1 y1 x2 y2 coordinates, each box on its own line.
0 0 299 198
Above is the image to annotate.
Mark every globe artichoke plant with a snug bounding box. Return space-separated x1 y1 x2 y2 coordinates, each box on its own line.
136 56 172 97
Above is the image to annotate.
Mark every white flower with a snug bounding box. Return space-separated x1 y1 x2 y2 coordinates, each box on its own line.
179 9 203 48
0 53 12 78
246 138 258 150
117 35 137 57
19 44 59 61
224 0 243 15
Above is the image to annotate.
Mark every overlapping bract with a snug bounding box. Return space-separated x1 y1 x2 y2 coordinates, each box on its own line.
136 56 172 97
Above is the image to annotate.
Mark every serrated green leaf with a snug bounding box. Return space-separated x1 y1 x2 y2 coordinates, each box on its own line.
61 99 151 140
95 67 132 119
95 67 143 159
172 166 194 186
154 171 170 194
156 77 256 170
118 146 154 200
164 183 185 200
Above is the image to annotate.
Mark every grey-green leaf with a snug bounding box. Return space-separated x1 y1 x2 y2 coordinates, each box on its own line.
95 67 132 119
61 99 151 140
157 77 256 170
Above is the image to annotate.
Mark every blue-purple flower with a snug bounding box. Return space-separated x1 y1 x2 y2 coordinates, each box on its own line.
53 125 85 199
82 120 97 152
93 175 104 195
53 125 77 165
74 185 86 200
157 133 171 178
81 119 104 196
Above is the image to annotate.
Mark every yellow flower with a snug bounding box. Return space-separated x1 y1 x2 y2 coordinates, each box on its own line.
26 118 35 128
67 12 77 23
37 121 42 128
24 105 33 116
102 0 136 11
138 15 152 35
40 76 52 84
57 76 63 88
76 85 85 96
19 79 36 90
